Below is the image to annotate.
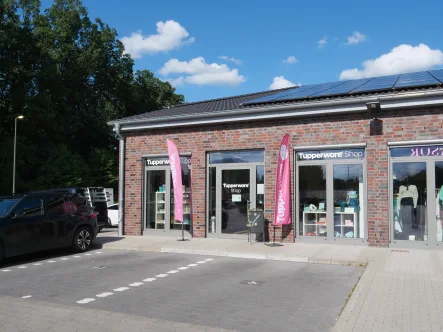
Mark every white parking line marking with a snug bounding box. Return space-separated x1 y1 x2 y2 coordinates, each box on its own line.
84 254 92 256
17 266 27 269
96 292 113 298
1 269 11 272
21 295 32 299
33 263 42 266
196 261 206 264
113 287 129 292
167 270 179 274
77 298 95 304
60 258 69 260
47 261 56 263
205 258 214 261
95 252 102 254
177 267 189 270
156 274 168 278
187 264 197 267
143 278 157 282
129 282 144 287
73 255 81 258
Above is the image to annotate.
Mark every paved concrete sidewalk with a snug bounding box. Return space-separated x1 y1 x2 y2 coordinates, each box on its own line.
94 232 386 266
95 233 443 332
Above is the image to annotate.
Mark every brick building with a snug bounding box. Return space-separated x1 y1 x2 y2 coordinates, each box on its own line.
110 70 443 248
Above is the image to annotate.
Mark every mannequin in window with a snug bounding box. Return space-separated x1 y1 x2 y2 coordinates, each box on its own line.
399 177 418 229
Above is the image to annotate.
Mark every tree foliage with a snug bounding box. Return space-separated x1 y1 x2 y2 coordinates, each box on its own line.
0 0 184 195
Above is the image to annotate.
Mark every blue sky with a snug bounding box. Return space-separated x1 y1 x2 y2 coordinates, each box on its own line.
42 0 443 102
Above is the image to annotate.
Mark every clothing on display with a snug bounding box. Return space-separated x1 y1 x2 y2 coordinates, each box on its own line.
399 185 418 208
400 197 417 229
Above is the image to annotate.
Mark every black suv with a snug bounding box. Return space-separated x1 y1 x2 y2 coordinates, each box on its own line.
0 190 99 265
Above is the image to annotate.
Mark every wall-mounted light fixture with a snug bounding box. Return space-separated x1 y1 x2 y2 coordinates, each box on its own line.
367 101 383 136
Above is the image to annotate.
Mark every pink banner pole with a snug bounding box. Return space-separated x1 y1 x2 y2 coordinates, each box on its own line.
268 134 291 246
167 139 186 240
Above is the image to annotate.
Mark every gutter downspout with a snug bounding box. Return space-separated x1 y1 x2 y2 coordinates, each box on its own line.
114 123 125 237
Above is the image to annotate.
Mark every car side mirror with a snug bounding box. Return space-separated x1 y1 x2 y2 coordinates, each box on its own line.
11 211 21 219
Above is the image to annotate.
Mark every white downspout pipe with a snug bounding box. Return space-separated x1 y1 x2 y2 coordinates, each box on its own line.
114 123 125 236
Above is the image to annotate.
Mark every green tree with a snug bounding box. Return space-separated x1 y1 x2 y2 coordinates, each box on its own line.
0 0 184 195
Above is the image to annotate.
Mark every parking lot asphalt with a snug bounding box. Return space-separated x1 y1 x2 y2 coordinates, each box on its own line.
0 245 363 332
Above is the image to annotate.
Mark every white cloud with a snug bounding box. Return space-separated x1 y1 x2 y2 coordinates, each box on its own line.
317 36 328 49
219 56 242 65
121 20 194 59
347 31 366 45
269 76 300 90
283 56 297 64
340 43 443 80
160 57 246 86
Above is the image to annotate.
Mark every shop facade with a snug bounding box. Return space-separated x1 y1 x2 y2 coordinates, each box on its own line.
111 80 443 248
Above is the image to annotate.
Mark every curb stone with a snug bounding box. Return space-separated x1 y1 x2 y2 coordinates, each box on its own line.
95 242 367 266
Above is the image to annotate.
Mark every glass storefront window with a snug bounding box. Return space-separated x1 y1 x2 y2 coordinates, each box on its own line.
145 156 192 233
209 150 264 164
256 165 264 211
299 165 327 237
208 167 216 234
333 164 364 238
146 170 166 230
392 162 427 241
436 162 443 242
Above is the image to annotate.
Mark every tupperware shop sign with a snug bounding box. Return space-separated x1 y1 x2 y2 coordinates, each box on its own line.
297 148 365 161
146 157 191 166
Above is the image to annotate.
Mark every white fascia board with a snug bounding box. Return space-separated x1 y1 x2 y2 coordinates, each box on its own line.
120 103 367 132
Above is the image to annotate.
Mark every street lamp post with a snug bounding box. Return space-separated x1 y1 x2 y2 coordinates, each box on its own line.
12 115 24 194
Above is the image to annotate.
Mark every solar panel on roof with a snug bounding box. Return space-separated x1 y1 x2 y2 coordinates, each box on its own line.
311 78 373 97
273 81 345 101
241 70 442 106
242 87 300 105
429 69 443 84
351 75 399 93
394 71 439 88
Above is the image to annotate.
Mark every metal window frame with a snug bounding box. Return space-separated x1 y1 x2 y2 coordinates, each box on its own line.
294 144 368 245
142 156 193 238
388 150 443 249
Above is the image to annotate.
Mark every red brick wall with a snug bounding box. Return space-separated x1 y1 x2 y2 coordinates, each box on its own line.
122 106 443 247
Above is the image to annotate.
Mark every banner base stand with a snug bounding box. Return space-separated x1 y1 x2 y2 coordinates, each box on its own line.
177 222 189 241
265 242 283 247
265 224 284 247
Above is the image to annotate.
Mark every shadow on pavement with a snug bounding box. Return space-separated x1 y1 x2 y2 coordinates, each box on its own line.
1 246 102 268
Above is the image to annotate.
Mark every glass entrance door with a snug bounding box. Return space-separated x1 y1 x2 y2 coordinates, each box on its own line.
216 167 256 237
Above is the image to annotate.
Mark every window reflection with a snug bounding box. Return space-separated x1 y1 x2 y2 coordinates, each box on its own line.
256 165 264 211
392 162 427 241
299 165 327 237
436 162 443 241
209 150 264 164
333 164 364 238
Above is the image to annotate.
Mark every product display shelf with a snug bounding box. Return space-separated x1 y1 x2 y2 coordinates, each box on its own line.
303 211 327 236
171 191 192 225
334 211 358 238
155 191 166 228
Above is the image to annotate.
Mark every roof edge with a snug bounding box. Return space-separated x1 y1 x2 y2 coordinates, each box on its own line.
108 89 443 130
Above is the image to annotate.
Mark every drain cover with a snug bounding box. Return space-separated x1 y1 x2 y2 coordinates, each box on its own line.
93 266 107 270
240 280 265 286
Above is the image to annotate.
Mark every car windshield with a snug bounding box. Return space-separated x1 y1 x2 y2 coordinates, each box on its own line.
0 198 20 217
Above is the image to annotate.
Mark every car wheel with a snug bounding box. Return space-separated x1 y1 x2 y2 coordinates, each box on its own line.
107 217 112 228
73 227 92 252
